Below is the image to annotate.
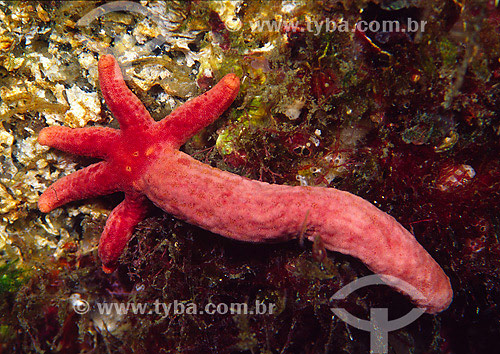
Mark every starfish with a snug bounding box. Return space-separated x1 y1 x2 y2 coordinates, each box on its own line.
38 55 452 314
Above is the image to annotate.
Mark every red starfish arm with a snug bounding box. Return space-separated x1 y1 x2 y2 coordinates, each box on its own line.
38 126 120 159
140 151 452 314
98 193 149 273
98 54 154 132
156 73 240 148
38 161 121 213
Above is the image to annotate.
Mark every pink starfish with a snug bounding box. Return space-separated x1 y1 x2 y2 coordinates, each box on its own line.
38 55 452 314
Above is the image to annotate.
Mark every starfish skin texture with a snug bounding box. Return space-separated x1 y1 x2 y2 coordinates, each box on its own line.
38 54 452 314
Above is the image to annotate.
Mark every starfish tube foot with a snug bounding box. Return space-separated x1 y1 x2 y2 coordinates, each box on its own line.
38 54 453 314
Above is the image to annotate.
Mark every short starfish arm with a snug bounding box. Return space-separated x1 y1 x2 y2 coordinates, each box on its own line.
98 193 149 273
38 126 120 159
157 73 240 148
98 54 154 132
38 162 121 213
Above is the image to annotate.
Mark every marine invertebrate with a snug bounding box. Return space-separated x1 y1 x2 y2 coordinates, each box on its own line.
38 55 452 314
435 163 476 192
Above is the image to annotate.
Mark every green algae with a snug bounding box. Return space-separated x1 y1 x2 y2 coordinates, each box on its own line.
0 261 25 295
438 37 459 67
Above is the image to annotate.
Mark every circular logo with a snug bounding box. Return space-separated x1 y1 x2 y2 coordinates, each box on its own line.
70 294 90 315
330 274 426 354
